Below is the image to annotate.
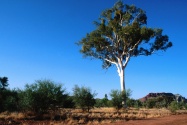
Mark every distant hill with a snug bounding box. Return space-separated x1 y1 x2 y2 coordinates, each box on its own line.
139 92 187 103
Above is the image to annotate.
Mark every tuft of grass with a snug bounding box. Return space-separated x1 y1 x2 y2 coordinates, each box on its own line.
0 112 25 120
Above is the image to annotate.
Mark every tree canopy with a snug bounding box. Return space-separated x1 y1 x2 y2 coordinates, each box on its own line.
78 1 172 69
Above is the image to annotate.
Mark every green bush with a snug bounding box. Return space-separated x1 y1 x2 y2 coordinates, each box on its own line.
72 85 97 112
134 100 143 108
110 89 132 110
127 98 135 107
145 98 157 108
0 89 19 112
127 98 142 108
168 101 187 113
0 77 16 112
95 94 110 108
101 94 109 107
95 98 103 108
63 96 75 108
169 101 179 113
18 79 68 113
110 90 124 110
185 103 187 110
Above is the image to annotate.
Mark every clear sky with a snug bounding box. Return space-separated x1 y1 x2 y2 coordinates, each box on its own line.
0 0 187 99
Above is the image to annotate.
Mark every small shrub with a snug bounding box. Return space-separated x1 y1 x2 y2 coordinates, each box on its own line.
145 98 157 108
127 98 135 107
95 98 103 108
95 94 110 108
110 90 124 110
110 89 132 110
168 101 187 113
127 98 142 108
168 101 179 113
185 103 187 110
72 85 97 112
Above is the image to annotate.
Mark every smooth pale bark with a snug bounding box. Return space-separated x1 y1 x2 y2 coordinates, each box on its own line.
115 56 130 108
118 67 127 107
115 62 126 107
119 68 125 92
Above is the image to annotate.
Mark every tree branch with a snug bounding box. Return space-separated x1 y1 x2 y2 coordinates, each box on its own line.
123 55 130 68
104 58 117 65
129 39 141 52
105 36 114 43
132 12 141 23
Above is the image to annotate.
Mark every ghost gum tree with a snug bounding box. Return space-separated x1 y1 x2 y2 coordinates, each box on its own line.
78 1 172 106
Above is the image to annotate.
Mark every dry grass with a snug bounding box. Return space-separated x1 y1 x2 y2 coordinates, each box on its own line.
0 111 25 120
0 108 187 125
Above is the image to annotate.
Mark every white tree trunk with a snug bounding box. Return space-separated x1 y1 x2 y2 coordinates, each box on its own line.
119 68 127 107
119 68 125 92
112 56 130 108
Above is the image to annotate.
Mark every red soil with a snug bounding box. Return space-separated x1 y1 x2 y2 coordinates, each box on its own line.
110 114 187 125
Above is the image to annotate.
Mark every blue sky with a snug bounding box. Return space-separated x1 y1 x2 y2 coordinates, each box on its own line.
0 0 187 99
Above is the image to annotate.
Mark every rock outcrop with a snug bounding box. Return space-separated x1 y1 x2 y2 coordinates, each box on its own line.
139 92 187 103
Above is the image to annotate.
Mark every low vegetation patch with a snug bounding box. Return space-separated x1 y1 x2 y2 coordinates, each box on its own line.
0 108 187 125
1 78 187 124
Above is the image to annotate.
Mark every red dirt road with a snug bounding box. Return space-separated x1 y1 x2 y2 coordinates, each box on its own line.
111 114 187 125
1 114 187 125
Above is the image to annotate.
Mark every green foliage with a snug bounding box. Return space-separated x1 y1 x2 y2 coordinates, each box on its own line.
145 98 157 108
0 77 19 112
0 89 19 112
18 79 68 113
169 101 187 111
185 103 187 110
168 101 180 113
72 85 97 112
110 89 131 110
95 99 103 108
0 77 8 90
95 94 111 108
102 94 109 106
78 1 172 69
110 90 124 110
144 96 174 109
63 96 75 108
78 0 172 108
17 90 30 112
127 98 142 108
134 100 143 108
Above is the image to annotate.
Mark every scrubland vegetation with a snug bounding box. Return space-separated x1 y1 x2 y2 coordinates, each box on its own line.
0 78 187 124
